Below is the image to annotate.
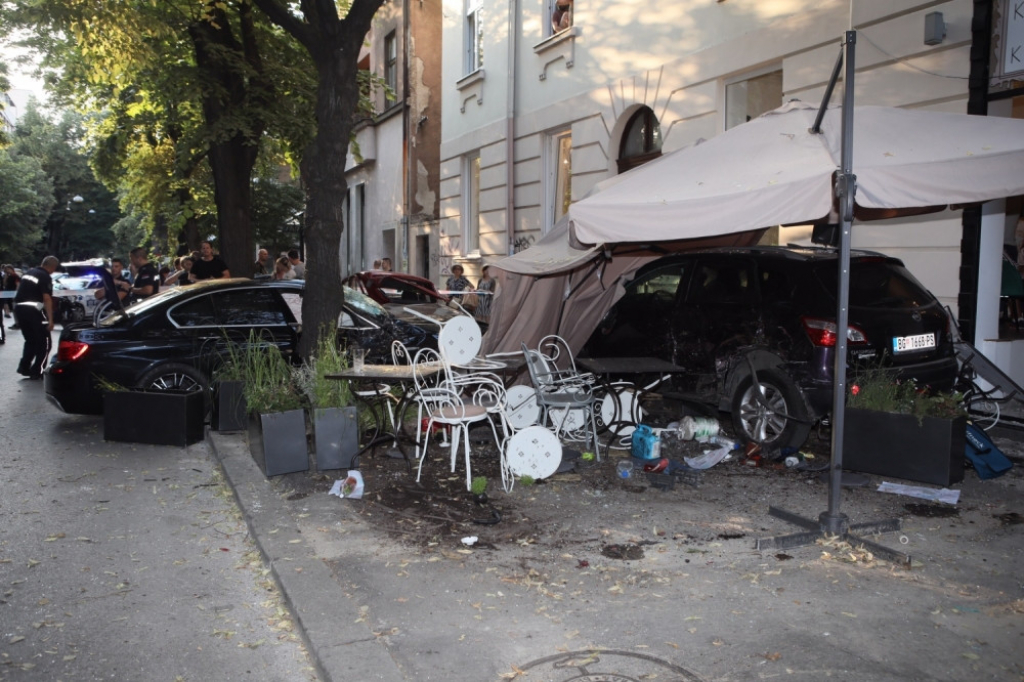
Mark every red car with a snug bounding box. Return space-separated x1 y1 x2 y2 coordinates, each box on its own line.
351 271 449 307
350 271 482 330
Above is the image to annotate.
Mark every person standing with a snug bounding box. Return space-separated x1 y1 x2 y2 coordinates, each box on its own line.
445 264 471 292
14 255 59 379
2 264 19 319
475 264 497 323
287 250 305 279
254 248 271 276
191 241 231 280
381 257 393 272
128 248 160 299
95 258 131 303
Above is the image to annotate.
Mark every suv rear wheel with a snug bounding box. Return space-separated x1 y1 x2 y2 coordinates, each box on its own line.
731 368 811 449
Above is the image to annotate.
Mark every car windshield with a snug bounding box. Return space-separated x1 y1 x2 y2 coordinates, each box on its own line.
343 286 389 322
813 259 935 309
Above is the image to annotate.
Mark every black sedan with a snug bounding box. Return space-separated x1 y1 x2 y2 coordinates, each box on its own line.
45 278 440 415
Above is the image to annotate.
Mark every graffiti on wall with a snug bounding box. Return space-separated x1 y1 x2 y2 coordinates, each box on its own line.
512 234 536 254
435 235 462 277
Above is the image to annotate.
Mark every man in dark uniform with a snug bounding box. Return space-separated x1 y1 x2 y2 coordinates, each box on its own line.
128 247 159 300
95 257 132 303
14 255 59 380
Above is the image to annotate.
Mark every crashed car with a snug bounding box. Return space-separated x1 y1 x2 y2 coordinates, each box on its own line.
350 270 479 329
45 278 446 415
582 246 958 448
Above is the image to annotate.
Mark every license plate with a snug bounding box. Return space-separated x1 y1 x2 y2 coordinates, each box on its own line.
892 333 935 353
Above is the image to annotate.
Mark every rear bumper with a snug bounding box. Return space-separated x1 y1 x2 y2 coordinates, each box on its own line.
45 363 103 415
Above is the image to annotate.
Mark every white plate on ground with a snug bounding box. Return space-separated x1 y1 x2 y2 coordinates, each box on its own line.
505 426 562 479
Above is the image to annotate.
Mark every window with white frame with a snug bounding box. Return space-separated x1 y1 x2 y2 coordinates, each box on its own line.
725 69 782 130
545 130 572 231
383 31 398 99
464 152 481 253
547 0 573 37
465 0 483 74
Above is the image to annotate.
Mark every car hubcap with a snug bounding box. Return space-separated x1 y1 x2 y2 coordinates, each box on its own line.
738 383 788 443
149 373 202 393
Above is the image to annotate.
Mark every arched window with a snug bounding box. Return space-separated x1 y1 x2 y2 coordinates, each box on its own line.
617 107 662 173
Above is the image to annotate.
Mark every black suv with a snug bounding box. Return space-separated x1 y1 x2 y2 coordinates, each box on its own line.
582 246 958 448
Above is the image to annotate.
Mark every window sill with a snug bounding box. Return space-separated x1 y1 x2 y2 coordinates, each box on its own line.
456 70 485 113
532 27 578 80
456 69 486 91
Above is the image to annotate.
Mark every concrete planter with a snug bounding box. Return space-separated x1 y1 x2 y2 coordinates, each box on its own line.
311 406 359 471
249 409 309 477
103 389 205 447
843 407 966 487
212 380 247 433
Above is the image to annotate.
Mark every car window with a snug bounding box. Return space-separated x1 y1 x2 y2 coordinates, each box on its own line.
212 289 289 326
815 259 933 309
690 261 754 304
379 277 434 303
758 267 794 303
170 295 218 327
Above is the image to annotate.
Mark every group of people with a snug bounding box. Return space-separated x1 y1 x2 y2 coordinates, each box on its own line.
254 248 306 280
445 263 496 323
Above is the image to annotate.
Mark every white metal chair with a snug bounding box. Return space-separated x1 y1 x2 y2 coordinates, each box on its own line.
522 341 601 459
410 348 510 491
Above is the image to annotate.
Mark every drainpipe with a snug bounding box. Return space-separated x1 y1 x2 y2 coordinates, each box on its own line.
506 0 517 256
402 0 412 271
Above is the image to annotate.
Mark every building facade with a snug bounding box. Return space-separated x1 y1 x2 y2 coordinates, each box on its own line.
343 0 443 281
438 0 1024 376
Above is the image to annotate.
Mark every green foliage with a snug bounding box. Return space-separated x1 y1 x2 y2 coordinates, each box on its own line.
848 368 966 422
293 326 352 410
519 475 535 487
218 331 303 414
470 476 488 496
0 148 52 259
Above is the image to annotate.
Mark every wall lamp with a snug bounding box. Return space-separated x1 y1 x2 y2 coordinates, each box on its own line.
924 11 946 46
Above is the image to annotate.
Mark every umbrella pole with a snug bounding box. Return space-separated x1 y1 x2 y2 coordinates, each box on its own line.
756 31 909 567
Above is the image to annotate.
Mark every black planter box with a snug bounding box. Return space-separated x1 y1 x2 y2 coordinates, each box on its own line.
212 381 247 432
249 409 309 477
312 406 359 471
103 389 205 447
843 408 966 486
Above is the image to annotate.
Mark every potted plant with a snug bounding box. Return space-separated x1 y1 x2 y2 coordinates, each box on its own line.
242 340 309 477
295 329 358 471
843 368 967 486
100 376 205 447
211 338 248 433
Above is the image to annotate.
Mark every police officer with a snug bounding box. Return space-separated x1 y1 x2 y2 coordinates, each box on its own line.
128 247 159 300
14 255 59 380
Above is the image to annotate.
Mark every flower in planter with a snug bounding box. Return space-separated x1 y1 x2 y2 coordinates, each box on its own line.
847 368 965 423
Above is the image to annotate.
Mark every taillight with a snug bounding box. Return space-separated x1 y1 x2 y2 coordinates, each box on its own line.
58 340 90 362
802 317 869 347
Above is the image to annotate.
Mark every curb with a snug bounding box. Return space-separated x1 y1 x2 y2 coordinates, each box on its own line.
207 429 407 682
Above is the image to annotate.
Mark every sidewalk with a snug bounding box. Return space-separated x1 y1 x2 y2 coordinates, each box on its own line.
210 428 1024 682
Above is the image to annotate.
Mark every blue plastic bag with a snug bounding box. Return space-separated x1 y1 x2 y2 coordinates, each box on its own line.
964 423 1012 480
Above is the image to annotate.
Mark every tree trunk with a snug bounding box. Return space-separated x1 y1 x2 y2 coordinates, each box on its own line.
208 137 257 278
299 52 357 357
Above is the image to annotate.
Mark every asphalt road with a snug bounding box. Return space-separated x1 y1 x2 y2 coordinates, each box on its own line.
0 325 318 682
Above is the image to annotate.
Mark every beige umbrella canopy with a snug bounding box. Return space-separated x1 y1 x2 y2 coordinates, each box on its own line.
568 100 1024 246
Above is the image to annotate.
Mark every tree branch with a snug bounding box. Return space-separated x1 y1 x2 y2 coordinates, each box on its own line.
251 0 315 50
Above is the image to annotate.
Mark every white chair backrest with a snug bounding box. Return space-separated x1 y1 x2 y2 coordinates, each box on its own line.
538 334 577 373
411 347 445 394
391 340 411 366
438 315 483 365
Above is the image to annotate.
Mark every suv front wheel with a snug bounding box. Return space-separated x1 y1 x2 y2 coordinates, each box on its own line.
730 368 811 449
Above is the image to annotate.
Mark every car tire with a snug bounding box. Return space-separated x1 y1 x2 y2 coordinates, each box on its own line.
730 368 811 449
139 363 212 420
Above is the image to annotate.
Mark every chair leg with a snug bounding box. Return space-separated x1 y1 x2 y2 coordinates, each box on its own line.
462 425 473 491
449 424 462 473
415 417 434 483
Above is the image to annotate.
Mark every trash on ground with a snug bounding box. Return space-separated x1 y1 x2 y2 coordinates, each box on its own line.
876 481 959 505
684 445 731 470
461 536 478 546
328 471 364 499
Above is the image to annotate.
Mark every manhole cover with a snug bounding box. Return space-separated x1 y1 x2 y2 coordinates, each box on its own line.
510 649 705 681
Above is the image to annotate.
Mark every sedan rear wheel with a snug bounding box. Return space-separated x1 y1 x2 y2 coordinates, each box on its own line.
730 368 811 449
140 363 208 394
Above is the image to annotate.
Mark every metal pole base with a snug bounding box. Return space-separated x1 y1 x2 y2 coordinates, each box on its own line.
755 506 911 567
